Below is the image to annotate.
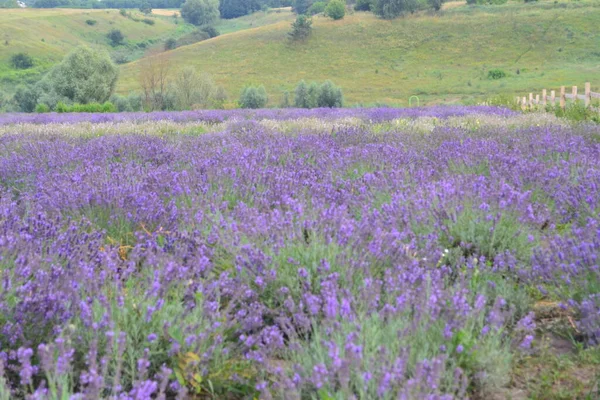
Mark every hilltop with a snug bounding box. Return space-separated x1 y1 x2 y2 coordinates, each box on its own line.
117 1 600 105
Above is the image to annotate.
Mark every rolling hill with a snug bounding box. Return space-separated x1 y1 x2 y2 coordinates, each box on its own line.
0 8 192 90
117 1 600 106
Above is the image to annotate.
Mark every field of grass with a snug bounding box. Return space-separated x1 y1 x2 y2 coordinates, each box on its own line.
0 8 193 92
117 0 600 106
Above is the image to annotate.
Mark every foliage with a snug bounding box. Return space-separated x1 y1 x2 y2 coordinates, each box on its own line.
180 0 219 26
307 1 326 15
487 68 506 80
35 103 50 113
38 46 119 105
200 25 220 38
288 14 312 42
239 85 268 108
373 0 419 18
325 0 346 19
85 19 97 25
164 37 177 50
171 67 226 109
10 53 34 70
55 101 117 113
317 80 343 107
294 80 343 108
293 0 312 14
354 0 373 10
219 0 262 19
428 0 443 11
12 85 39 112
107 29 125 46
139 0 152 13
142 18 155 25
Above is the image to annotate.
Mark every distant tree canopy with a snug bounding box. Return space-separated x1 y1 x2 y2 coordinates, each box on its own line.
293 0 312 14
181 0 219 26
373 0 419 18
10 53 34 69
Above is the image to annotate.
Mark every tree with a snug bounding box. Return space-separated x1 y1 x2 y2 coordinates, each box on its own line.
139 51 172 110
427 0 443 10
354 0 373 10
294 80 310 108
373 0 418 18
139 0 152 13
39 46 119 105
107 29 125 46
171 67 224 109
293 0 312 14
180 0 219 26
288 14 312 42
325 0 346 19
317 80 343 107
10 53 34 69
12 85 39 112
239 86 268 109
219 0 260 19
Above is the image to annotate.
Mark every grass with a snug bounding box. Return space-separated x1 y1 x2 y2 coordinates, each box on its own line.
116 0 600 106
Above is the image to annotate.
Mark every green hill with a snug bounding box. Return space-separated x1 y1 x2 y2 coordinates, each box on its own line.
0 8 192 90
118 1 600 106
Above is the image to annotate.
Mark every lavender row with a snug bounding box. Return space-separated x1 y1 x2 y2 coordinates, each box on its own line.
0 106 516 126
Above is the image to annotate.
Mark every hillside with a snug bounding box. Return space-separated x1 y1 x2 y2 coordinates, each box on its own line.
0 8 191 90
118 1 600 105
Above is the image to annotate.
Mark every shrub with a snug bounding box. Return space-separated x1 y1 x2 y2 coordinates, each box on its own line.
111 50 129 64
294 80 312 108
239 85 268 109
181 0 219 26
428 0 443 11
119 8 128 16
354 0 373 10
200 25 220 38
85 19 97 25
127 92 143 111
164 38 177 50
142 18 155 25
317 80 343 107
293 0 311 14
10 53 34 69
139 1 152 14
13 85 39 112
107 29 125 46
35 103 50 113
172 67 226 110
307 1 326 14
487 68 506 80
325 0 346 19
55 101 69 113
176 29 210 47
110 94 132 112
288 15 312 42
373 0 419 18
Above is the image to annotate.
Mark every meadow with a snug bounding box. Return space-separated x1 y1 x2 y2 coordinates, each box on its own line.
0 107 599 398
117 0 600 106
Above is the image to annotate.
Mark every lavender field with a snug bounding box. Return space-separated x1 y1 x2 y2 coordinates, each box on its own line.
0 108 599 399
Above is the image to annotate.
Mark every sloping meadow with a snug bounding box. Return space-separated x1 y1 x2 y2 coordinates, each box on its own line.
0 108 598 398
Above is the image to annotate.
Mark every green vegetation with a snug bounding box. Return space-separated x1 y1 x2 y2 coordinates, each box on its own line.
288 14 312 41
180 0 219 26
117 1 600 106
0 8 192 94
107 29 126 46
10 53 34 70
325 0 346 20
294 79 343 108
239 85 268 108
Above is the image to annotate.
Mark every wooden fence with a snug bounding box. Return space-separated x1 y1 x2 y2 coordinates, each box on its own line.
516 82 600 111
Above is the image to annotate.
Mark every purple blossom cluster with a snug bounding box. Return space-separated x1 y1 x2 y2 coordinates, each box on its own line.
0 106 515 126
0 111 598 398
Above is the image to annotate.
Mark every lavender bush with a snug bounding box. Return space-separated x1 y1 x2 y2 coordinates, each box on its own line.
0 109 598 398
